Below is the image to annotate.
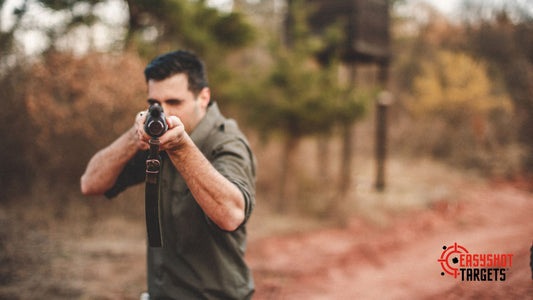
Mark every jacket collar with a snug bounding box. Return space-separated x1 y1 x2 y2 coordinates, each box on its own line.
189 102 224 149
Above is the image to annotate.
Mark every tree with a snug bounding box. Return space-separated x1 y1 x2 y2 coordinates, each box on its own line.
459 1 533 169
238 0 370 213
124 0 255 55
1 0 255 68
408 51 512 122
0 63 34 198
392 0 529 172
23 51 147 186
407 50 513 166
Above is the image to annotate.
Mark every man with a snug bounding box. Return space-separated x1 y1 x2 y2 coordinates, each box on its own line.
81 50 256 299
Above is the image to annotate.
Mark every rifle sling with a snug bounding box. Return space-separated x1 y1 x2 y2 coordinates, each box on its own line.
145 139 163 248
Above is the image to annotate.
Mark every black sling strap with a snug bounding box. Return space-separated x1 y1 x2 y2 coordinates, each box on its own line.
145 139 164 247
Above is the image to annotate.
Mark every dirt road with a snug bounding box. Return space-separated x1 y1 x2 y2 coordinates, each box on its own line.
247 182 533 299
2 175 532 299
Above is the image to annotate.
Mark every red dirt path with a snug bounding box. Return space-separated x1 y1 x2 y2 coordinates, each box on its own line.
2 178 532 299
246 183 533 299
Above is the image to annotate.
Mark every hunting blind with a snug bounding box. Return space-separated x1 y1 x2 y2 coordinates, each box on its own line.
287 0 390 65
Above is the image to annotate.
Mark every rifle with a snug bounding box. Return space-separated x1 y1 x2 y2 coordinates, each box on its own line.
144 103 168 247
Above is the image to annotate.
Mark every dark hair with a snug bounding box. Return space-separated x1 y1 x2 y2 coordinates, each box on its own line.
144 50 209 96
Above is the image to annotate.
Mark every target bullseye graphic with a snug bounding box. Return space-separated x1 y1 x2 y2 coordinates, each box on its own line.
438 242 469 278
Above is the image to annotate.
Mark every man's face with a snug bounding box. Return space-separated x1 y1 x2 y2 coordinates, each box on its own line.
147 73 210 134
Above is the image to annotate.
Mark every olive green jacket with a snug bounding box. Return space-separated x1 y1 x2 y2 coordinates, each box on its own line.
106 103 256 299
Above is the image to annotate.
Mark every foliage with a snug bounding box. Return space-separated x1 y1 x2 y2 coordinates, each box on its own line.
0 0 255 60
407 50 512 122
391 1 532 173
248 45 325 137
460 6 533 167
22 51 147 186
0 0 28 65
0 63 34 197
125 0 255 58
10 0 108 53
401 47 522 173
240 0 370 140
230 0 373 210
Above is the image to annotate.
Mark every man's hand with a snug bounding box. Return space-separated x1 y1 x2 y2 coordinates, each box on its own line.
81 111 148 196
134 111 150 150
158 116 187 151
135 112 187 152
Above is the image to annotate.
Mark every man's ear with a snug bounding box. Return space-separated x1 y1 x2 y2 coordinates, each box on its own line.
198 87 210 110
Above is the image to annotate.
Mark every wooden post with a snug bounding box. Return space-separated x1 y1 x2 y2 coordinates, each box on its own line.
375 91 393 191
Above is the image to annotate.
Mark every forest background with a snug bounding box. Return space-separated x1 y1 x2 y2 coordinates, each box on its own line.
0 0 532 298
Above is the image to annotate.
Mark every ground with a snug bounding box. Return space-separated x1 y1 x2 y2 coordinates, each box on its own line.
1 158 532 299
248 181 533 299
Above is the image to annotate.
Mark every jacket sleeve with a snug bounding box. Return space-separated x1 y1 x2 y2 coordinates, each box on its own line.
104 150 148 199
210 137 256 226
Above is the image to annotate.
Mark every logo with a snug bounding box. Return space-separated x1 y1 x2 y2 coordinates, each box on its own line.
438 242 513 281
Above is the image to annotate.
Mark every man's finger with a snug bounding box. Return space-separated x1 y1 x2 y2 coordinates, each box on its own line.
166 116 183 129
139 140 150 150
136 110 147 123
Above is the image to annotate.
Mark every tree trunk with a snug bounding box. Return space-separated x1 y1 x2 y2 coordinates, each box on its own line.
277 135 299 212
317 133 331 186
338 122 354 197
327 122 354 218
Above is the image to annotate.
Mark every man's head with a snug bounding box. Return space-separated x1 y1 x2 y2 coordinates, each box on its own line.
144 50 209 96
144 50 211 134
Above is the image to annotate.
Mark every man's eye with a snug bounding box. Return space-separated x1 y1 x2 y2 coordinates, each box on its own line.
166 100 181 105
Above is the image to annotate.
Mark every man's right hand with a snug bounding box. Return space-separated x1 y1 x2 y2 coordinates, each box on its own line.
134 111 150 151
81 111 149 196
